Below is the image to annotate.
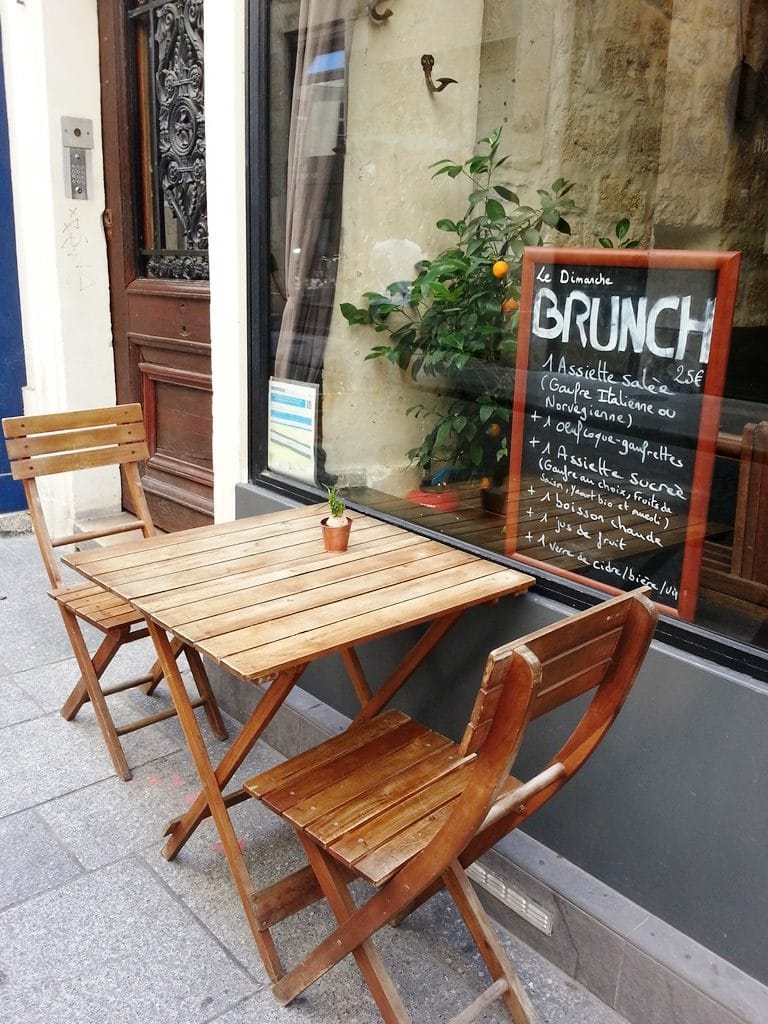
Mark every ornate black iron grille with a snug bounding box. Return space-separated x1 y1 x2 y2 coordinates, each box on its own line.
129 0 208 280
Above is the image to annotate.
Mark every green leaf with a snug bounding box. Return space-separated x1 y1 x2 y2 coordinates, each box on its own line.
340 302 372 325
386 280 413 296
436 219 458 233
541 207 561 228
467 155 489 173
364 346 390 360
555 217 572 234
598 237 613 248
432 164 462 179
428 282 454 300
485 198 506 222
522 228 541 246
615 217 630 240
624 239 641 248
436 420 453 446
494 185 519 203
509 237 524 258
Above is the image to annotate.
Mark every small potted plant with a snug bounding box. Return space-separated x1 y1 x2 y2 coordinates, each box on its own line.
321 485 352 552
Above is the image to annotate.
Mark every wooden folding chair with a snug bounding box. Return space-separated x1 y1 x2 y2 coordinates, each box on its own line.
701 421 768 619
2 404 226 781
243 588 658 1024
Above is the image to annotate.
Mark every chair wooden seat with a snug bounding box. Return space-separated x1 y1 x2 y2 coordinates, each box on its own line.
248 709 526 887
50 582 146 631
2 404 227 780
244 588 659 1024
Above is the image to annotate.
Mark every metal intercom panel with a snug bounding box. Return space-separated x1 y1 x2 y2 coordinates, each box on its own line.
61 117 94 200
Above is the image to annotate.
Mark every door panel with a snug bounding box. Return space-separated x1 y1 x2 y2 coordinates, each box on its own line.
98 0 212 532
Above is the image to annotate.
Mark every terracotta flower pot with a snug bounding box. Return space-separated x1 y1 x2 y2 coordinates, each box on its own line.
321 516 352 552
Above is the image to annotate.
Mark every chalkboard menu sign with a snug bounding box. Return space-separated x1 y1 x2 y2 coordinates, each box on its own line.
506 248 741 618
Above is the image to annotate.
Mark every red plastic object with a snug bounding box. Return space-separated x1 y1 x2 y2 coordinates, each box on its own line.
405 487 459 511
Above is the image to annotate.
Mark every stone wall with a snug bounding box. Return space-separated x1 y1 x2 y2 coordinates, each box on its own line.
311 0 768 489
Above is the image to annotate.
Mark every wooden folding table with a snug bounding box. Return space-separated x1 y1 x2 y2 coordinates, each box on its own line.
65 503 534 978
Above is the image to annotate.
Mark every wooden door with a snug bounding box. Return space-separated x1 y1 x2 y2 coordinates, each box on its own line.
98 0 213 532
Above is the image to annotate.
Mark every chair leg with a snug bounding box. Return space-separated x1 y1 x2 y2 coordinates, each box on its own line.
140 636 179 697
442 860 538 1024
294 833 411 1024
58 608 132 781
183 645 228 741
272 861 425 1008
60 629 124 721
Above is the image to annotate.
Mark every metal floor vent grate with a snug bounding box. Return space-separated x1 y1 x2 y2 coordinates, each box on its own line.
467 862 554 935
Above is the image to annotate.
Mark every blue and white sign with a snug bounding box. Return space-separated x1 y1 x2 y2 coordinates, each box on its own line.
268 377 319 485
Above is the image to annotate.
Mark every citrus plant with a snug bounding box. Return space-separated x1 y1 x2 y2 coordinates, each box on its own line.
341 127 636 484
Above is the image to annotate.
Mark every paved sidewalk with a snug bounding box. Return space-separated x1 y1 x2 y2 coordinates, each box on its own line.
0 530 631 1024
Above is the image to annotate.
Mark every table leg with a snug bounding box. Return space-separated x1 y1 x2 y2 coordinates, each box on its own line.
353 610 462 723
161 658 307 860
339 647 373 705
146 622 290 982
60 628 124 721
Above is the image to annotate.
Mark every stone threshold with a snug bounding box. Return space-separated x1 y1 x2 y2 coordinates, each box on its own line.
224 676 768 1024
0 509 31 535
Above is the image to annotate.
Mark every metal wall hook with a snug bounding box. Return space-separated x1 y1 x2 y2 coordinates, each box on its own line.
421 54 458 93
368 1 393 22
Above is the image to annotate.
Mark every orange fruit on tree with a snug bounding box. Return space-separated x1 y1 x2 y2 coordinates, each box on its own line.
502 296 519 314
492 259 510 279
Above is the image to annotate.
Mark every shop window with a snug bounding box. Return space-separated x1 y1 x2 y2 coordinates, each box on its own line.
259 0 768 659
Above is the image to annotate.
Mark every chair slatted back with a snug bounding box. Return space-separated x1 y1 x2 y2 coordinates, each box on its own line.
524 593 640 719
460 589 653 761
457 589 658 869
459 646 523 758
732 422 768 583
3 405 150 479
2 405 155 588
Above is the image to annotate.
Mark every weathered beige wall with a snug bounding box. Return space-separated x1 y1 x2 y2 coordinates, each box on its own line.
321 0 768 491
481 0 672 246
719 1 768 325
323 2 484 492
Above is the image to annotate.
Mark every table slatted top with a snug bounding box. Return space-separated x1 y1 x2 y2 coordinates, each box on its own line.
65 504 534 681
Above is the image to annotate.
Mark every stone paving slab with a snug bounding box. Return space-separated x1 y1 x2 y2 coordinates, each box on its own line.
0 858 257 1024
0 710 180 816
0 809 82 909
37 713 280 871
0 673 44 727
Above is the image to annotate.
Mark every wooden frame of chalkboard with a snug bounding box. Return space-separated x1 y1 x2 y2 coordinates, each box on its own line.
505 247 741 619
